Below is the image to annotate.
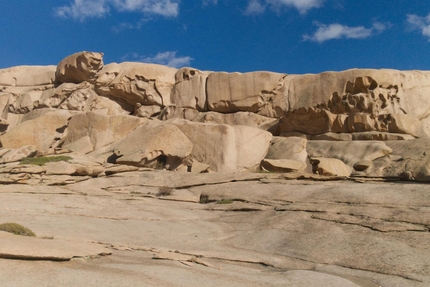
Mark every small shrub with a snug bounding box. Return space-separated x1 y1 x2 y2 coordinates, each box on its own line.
199 194 210 204
0 222 36 236
20 155 73 166
216 199 234 204
156 186 174 197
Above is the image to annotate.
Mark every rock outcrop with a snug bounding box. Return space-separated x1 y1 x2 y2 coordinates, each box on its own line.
0 51 429 181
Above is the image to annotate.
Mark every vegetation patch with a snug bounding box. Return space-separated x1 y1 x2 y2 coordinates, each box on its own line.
20 155 73 166
156 186 174 197
0 222 36 236
199 194 210 204
216 199 234 204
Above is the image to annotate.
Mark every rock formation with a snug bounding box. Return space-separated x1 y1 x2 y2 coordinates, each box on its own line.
0 51 430 181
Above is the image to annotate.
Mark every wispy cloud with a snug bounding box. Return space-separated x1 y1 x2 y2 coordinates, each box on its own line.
123 51 193 68
111 18 149 32
303 22 387 43
202 0 218 6
244 0 265 15
407 13 430 40
55 0 179 21
244 0 324 15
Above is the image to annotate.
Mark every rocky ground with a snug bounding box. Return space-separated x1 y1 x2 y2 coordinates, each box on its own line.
0 170 429 286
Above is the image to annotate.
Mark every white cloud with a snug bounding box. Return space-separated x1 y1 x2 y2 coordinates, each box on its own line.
244 0 324 15
244 0 265 15
123 51 193 68
111 19 149 32
202 0 218 5
55 0 179 21
407 13 430 39
267 0 324 14
304 22 387 43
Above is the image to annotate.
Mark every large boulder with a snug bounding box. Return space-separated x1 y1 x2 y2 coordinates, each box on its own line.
113 122 193 166
206 71 287 117
265 136 308 163
171 67 209 111
380 139 430 182
0 110 71 152
309 157 351 177
307 140 392 168
55 51 104 84
95 62 177 108
170 119 273 172
62 112 146 154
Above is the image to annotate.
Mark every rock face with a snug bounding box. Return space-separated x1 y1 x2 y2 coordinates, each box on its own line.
95 62 177 109
207 71 287 117
55 51 104 84
281 70 430 138
1 51 430 180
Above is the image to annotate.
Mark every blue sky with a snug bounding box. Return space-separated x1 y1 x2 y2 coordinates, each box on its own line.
1 0 430 74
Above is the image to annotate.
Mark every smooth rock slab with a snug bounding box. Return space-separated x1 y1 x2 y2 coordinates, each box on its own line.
0 231 111 261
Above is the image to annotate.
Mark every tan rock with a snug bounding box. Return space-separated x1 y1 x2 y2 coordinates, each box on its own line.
38 82 98 112
0 110 71 152
62 112 146 153
170 119 273 172
171 67 209 111
310 157 351 176
104 164 140 175
55 51 104 84
45 161 77 175
351 132 415 141
265 136 307 162
160 107 279 133
311 133 353 141
9 165 46 174
0 145 37 163
379 139 430 182
158 106 201 121
0 231 111 261
261 158 305 173
282 70 430 138
206 71 287 117
307 140 392 168
95 62 177 107
132 103 161 118
353 160 372 171
114 122 193 166
0 65 55 87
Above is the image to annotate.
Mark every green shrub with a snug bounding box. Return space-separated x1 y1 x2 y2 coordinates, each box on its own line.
0 222 36 236
20 155 73 166
156 186 174 197
216 199 234 204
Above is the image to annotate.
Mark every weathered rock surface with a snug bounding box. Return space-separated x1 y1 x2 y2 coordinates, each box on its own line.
265 136 307 162
281 70 430 138
0 173 428 286
62 112 146 154
95 62 177 108
0 110 71 152
207 71 287 117
170 119 273 172
55 51 104 84
114 121 193 167
171 67 209 111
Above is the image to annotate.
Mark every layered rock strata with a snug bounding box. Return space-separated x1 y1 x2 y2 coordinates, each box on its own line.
0 51 430 181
